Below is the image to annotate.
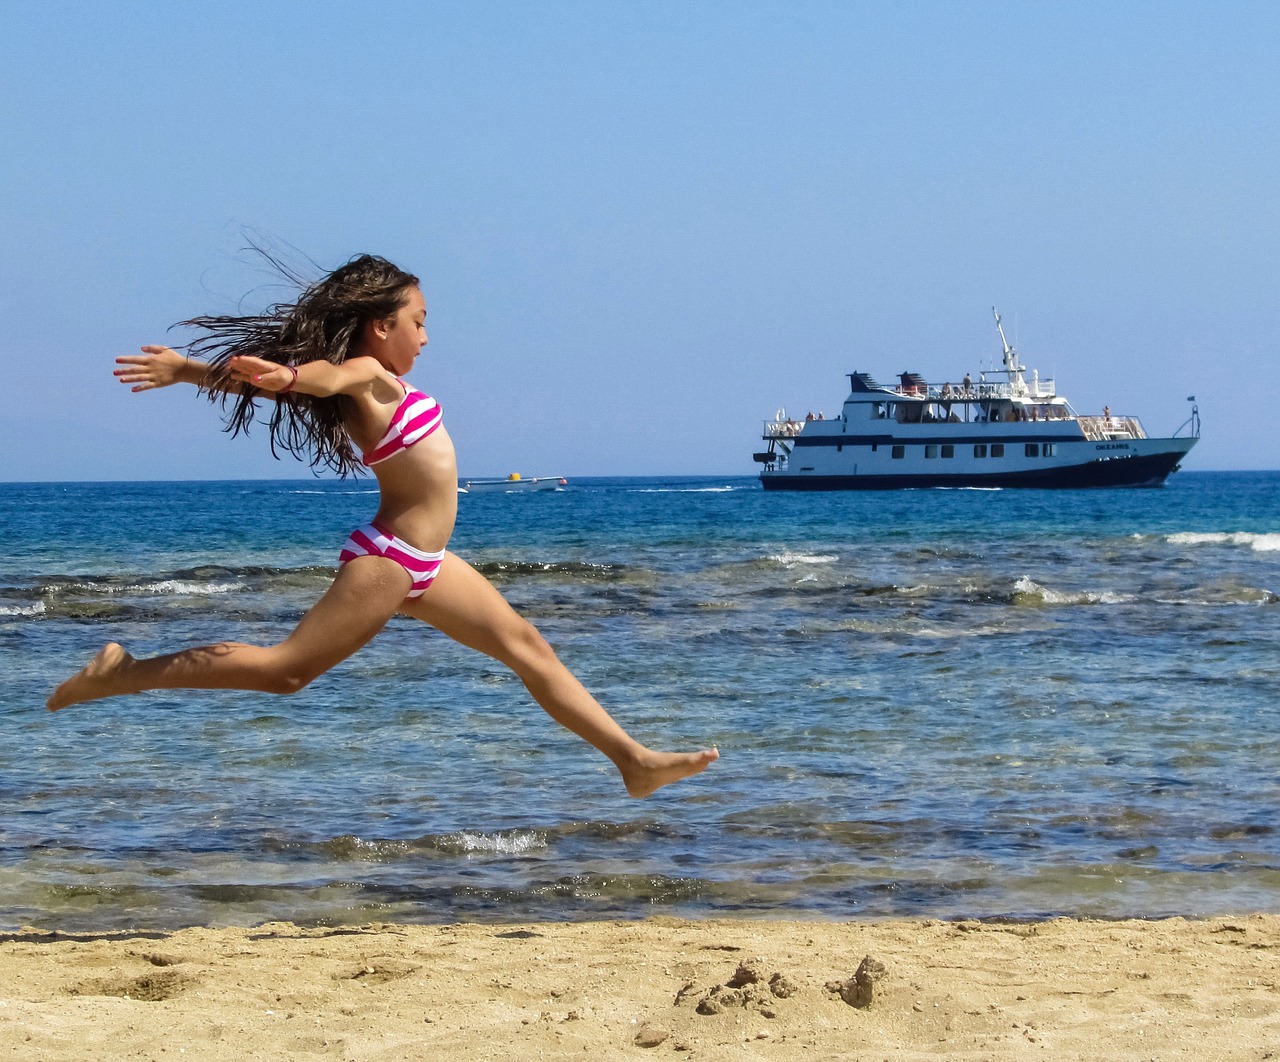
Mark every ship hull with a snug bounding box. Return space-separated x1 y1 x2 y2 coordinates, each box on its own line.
760 439 1195 491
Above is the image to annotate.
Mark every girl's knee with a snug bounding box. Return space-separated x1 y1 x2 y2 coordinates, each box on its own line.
260 670 313 696
501 616 557 670
264 675 312 696
258 651 326 695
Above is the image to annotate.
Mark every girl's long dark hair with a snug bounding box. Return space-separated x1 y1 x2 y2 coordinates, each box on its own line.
182 252 420 477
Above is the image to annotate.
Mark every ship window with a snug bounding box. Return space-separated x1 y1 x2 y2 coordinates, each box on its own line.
1044 443 1056 456
941 444 954 459
924 444 938 459
991 443 1005 458
1025 443 1040 457
871 442 878 453
974 443 987 458
891 445 905 459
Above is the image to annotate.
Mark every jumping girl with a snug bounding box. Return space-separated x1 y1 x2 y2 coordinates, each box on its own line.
47 253 718 798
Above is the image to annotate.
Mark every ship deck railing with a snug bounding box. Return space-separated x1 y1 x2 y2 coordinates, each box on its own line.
763 413 1147 442
1078 415 1146 441
897 380 1059 402
763 420 807 439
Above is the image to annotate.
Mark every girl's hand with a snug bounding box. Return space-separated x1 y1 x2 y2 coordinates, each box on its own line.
227 355 296 393
114 346 192 391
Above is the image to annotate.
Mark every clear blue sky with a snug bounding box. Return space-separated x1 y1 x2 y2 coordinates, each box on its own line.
3 0 1276 480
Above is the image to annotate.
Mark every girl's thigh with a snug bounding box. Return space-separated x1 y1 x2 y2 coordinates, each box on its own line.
399 552 530 660
279 555 412 670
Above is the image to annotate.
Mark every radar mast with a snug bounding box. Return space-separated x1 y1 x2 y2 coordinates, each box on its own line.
992 307 1028 397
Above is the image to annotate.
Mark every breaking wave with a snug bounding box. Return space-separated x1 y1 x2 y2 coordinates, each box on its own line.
1167 532 1280 552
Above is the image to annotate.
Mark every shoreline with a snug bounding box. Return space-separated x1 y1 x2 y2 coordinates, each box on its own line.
3 914 1277 1059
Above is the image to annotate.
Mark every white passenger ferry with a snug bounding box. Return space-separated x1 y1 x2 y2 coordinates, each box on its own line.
755 310 1199 490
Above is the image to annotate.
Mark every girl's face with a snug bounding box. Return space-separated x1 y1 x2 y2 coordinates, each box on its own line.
371 286 428 375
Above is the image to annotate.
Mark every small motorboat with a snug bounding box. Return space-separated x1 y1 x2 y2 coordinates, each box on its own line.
459 473 568 494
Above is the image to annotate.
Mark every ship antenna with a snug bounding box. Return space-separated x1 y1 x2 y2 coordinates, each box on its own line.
992 306 1027 395
993 307 1014 369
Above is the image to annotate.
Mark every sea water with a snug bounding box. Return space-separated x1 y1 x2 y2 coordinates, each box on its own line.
2 472 1278 931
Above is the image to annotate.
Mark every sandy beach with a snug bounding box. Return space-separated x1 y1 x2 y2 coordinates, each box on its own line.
1 915 1276 1060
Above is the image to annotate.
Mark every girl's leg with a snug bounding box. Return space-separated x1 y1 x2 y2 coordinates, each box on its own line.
401 552 717 798
47 558 412 711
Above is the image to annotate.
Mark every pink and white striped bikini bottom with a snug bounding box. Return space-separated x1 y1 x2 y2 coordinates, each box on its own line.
338 523 445 598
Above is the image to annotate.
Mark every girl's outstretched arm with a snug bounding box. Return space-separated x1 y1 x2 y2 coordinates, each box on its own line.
226 354 389 399
114 346 216 392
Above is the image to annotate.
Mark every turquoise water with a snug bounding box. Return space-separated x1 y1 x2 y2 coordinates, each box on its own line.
2 472 1278 931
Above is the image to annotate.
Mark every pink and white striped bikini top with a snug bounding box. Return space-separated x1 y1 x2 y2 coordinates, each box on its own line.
361 379 444 467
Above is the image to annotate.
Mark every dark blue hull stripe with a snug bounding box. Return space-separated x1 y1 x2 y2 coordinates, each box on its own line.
760 453 1187 490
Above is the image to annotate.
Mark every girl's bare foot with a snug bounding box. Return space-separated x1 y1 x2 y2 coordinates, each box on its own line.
47 643 135 711
622 747 719 798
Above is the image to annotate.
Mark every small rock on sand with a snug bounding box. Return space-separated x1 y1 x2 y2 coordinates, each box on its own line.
726 960 764 988
827 955 888 1008
769 972 798 998
634 1024 670 1047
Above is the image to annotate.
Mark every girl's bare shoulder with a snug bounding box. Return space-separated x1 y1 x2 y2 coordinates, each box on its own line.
320 356 402 400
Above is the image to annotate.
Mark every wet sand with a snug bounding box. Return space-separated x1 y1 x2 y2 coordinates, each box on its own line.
1 915 1278 1059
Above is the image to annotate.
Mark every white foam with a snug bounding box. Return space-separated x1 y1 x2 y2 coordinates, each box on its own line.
451 830 545 856
45 579 241 597
1013 576 1131 606
769 552 839 566
912 624 1008 638
1153 590 1278 607
1167 532 1280 552
130 580 241 596
0 602 46 617
628 486 738 493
